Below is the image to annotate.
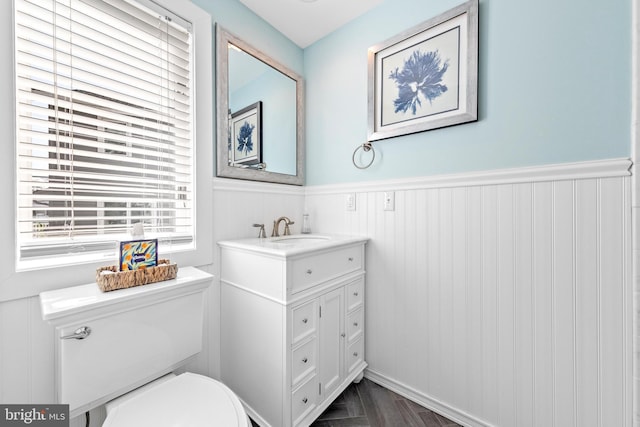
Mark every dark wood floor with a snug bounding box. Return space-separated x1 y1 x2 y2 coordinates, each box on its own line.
250 378 461 427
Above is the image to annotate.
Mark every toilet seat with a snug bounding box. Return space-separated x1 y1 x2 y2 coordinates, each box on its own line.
103 373 249 427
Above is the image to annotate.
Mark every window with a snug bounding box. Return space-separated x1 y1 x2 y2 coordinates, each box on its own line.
15 0 195 266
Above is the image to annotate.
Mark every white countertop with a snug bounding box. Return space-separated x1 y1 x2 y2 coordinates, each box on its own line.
217 234 368 257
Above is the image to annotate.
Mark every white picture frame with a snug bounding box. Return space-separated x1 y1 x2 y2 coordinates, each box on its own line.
368 0 478 141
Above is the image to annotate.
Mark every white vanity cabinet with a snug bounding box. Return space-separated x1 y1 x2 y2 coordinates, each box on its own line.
218 235 367 427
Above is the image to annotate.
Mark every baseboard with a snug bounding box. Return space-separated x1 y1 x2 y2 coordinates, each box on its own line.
239 397 270 427
364 369 493 427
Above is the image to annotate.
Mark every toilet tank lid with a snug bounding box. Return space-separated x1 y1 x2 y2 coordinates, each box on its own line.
40 266 211 323
103 373 248 427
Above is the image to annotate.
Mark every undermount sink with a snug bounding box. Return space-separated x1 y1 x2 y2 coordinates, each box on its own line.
271 235 331 242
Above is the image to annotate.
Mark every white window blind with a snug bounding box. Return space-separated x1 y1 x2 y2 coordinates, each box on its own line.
15 0 194 264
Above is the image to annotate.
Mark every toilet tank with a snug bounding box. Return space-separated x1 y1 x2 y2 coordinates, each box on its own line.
39 267 212 419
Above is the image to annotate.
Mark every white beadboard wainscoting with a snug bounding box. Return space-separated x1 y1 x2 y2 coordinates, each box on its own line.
0 179 305 427
306 159 634 427
211 177 306 247
0 264 216 427
0 165 635 427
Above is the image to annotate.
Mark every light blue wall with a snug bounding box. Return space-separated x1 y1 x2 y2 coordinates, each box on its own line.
191 0 303 75
304 0 631 185
231 70 297 175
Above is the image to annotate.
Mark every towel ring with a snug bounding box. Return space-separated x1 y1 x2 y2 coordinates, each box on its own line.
352 142 375 169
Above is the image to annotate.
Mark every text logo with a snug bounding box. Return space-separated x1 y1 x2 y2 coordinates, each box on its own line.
0 405 68 427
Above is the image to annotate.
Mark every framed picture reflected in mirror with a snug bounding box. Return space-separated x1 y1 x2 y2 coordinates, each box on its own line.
230 101 262 166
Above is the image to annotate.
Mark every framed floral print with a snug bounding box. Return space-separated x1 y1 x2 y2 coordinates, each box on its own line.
367 0 478 141
230 101 262 165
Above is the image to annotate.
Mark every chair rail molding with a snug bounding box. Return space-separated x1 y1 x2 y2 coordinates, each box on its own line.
305 158 632 195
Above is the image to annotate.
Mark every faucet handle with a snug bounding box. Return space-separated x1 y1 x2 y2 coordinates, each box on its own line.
284 221 295 236
252 223 266 238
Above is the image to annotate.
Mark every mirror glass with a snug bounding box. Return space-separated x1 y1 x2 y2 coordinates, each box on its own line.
216 26 304 185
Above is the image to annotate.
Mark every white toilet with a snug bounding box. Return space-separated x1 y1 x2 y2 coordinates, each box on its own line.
102 373 248 426
40 267 250 426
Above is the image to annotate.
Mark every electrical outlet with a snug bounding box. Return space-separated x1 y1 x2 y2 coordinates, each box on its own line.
383 191 395 211
345 193 356 211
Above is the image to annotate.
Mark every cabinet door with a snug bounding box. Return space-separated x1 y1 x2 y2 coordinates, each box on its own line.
318 287 344 398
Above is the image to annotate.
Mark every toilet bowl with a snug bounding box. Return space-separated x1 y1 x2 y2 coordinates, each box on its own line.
103 373 250 427
39 267 249 426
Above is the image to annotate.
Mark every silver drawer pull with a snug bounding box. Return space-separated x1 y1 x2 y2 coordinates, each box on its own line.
306 269 312 275
61 326 91 340
302 397 308 404
302 318 308 324
353 352 359 357
302 357 308 363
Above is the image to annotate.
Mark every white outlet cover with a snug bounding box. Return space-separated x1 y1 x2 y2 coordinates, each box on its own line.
346 193 356 211
383 191 395 211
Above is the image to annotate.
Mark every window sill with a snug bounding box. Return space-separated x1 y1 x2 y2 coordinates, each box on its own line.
0 243 210 303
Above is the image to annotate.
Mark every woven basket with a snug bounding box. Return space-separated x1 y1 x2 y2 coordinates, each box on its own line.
96 259 178 292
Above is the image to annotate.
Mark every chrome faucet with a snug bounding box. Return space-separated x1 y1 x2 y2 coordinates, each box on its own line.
271 216 295 237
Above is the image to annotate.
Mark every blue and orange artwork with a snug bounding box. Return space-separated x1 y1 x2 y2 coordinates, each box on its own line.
119 239 158 271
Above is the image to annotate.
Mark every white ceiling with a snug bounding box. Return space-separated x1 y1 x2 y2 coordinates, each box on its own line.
237 0 383 48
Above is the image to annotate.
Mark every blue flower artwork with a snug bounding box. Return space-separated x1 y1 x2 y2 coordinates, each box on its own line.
230 101 262 165
236 121 255 155
389 49 449 116
378 26 461 129
369 1 477 141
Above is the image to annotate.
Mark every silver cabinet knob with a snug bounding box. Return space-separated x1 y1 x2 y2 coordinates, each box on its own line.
61 326 91 340
302 318 308 324
341 333 346 338
306 269 313 275
353 352 359 357
302 357 308 363
348 257 354 262
302 397 308 404
353 322 359 327
353 292 359 296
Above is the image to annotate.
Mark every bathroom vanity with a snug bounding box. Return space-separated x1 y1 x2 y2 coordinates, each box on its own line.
218 234 368 427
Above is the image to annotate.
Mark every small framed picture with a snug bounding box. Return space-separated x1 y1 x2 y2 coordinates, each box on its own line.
119 239 158 271
230 101 262 165
368 0 478 141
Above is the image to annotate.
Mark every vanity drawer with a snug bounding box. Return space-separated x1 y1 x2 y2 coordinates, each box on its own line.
346 308 364 343
292 338 317 386
290 246 362 294
292 300 317 345
347 338 365 375
292 375 318 425
346 279 364 312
